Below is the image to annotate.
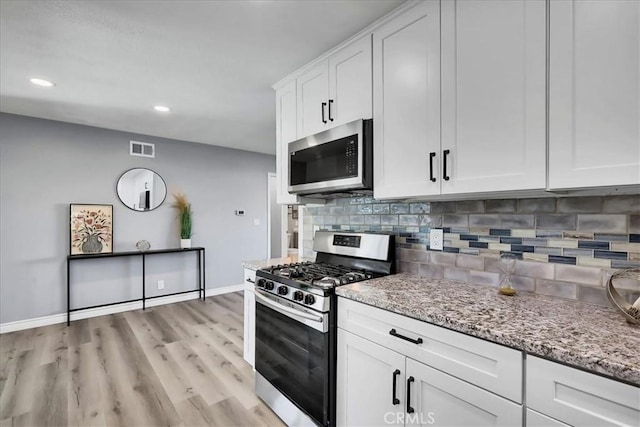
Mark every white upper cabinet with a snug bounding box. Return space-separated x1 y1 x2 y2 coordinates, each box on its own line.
373 0 441 199
548 0 640 189
297 35 372 139
275 80 300 205
440 0 547 194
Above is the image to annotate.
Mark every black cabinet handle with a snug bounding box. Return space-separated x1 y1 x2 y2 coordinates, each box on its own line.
392 369 400 405
429 152 437 182
407 376 415 414
246 278 255 284
321 102 327 123
389 329 423 345
443 149 450 181
328 99 334 121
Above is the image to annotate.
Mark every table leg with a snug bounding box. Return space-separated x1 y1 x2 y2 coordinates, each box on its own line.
67 258 70 326
142 253 146 310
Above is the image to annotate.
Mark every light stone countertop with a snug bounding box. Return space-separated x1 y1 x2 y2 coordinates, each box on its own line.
335 273 640 386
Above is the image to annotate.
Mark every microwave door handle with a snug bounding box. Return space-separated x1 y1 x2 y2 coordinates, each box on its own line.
255 289 323 323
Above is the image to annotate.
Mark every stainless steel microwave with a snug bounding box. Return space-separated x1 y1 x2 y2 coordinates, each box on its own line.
288 119 373 195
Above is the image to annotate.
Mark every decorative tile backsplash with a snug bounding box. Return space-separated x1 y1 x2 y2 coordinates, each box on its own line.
303 195 640 307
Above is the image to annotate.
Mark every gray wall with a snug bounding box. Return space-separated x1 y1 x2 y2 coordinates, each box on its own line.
0 113 275 324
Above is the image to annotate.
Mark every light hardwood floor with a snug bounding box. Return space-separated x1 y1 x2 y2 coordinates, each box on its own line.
0 292 286 427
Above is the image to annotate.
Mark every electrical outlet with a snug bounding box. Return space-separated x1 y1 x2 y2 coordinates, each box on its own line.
430 229 444 251
157 280 165 290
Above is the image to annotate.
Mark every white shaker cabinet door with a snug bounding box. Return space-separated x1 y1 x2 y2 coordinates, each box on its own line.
440 0 546 194
336 328 406 427
373 0 441 199
549 0 640 189
297 62 329 139
328 35 373 127
275 80 301 205
406 358 523 427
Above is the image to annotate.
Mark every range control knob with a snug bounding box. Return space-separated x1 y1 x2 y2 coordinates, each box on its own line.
293 291 304 301
257 278 266 288
265 281 275 291
277 286 288 295
304 294 316 305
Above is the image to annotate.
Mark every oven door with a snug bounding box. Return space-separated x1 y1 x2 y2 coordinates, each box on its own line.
254 290 330 426
288 119 367 195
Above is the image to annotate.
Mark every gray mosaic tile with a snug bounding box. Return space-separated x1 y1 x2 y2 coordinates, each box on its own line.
602 194 640 214
399 215 419 226
518 198 556 213
349 215 365 224
485 199 517 213
429 251 457 266
577 240 609 250
577 214 627 233
536 214 577 230
418 263 444 279
514 260 555 279
430 201 456 214
455 200 485 213
555 264 601 286
390 203 410 214
398 261 419 274
456 254 485 270
594 250 627 260
336 215 350 224
380 215 399 225
450 227 470 234
331 206 347 215
548 255 577 265
373 204 390 214
577 285 609 307
510 276 536 293
562 231 594 240
365 215 381 225
594 233 629 242
511 245 535 253
557 196 602 213
500 237 523 244
410 202 430 214
460 248 481 256
344 205 359 214
562 248 594 258
324 215 336 224
317 206 332 215
522 238 548 246
336 197 352 206
443 214 469 227
444 267 470 283
469 270 501 286
533 246 562 256
630 214 640 234
313 216 325 225
443 247 460 253
357 204 373 214
306 207 319 215
536 279 577 299
478 236 500 242
489 228 511 236
501 214 535 228
469 241 489 249
469 214 501 227
397 248 430 263
536 230 563 238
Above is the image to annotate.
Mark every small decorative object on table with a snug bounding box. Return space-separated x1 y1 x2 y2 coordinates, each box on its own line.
606 268 640 325
171 192 192 249
136 240 151 251
498 253 517 296
70 204 113 255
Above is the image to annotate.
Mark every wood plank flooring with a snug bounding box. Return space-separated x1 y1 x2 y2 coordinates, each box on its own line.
0 292 285 427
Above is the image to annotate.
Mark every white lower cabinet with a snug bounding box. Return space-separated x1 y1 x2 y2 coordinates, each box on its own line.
337 298 524 426
527 356 640 427
242 268 256 367
526 409 569 427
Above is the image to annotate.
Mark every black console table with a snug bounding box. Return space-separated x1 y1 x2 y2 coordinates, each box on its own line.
66 247 205 325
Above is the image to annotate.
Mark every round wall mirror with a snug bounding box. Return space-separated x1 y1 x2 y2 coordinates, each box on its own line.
116 168 167 211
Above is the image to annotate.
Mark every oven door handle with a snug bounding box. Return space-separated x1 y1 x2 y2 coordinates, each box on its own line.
254 290 323 323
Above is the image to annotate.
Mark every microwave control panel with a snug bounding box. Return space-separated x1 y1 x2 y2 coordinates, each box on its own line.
345 138 357 175
333 234 361 248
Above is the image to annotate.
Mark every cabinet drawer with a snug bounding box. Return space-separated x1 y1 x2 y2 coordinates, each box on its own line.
244 268 256 291
526 409 569 427
527 356 640 427
337 297 523 403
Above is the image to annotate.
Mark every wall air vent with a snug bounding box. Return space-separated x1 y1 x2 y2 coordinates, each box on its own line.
130 140 155 158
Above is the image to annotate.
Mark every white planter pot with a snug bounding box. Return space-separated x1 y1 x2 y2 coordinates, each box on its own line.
180 238 192 249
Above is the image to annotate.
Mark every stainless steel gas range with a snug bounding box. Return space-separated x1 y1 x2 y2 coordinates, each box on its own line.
254 231 395 427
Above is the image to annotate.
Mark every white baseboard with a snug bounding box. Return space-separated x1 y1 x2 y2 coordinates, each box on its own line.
0 284 245 334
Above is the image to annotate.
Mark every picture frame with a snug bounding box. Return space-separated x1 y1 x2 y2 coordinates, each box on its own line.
70 204 113 255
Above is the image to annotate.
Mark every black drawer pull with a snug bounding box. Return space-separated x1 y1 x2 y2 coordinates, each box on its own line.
429 152 436 182
392 369 400 405
407 376 415 414
389 329 423 345
328 99 334 121
443 149 451 181
321 102 327 124
246 278 255 284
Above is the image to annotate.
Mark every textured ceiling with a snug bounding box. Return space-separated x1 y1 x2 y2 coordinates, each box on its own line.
0 0 403 154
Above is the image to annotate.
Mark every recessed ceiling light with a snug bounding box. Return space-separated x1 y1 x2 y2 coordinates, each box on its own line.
29 78 55 87
154 105 170 112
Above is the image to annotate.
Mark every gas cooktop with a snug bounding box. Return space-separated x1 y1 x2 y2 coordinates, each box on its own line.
264 261 375 289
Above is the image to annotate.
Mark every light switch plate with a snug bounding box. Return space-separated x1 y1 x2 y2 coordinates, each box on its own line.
430 229 444 251
253 218 261 226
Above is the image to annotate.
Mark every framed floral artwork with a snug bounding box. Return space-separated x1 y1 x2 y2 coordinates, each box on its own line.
70 204 113 255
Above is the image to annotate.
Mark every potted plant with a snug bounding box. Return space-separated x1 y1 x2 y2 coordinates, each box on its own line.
171 192 192 248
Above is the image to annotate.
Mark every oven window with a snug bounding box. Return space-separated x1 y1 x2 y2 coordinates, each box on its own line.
290 134 358 185
255 302 328 425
